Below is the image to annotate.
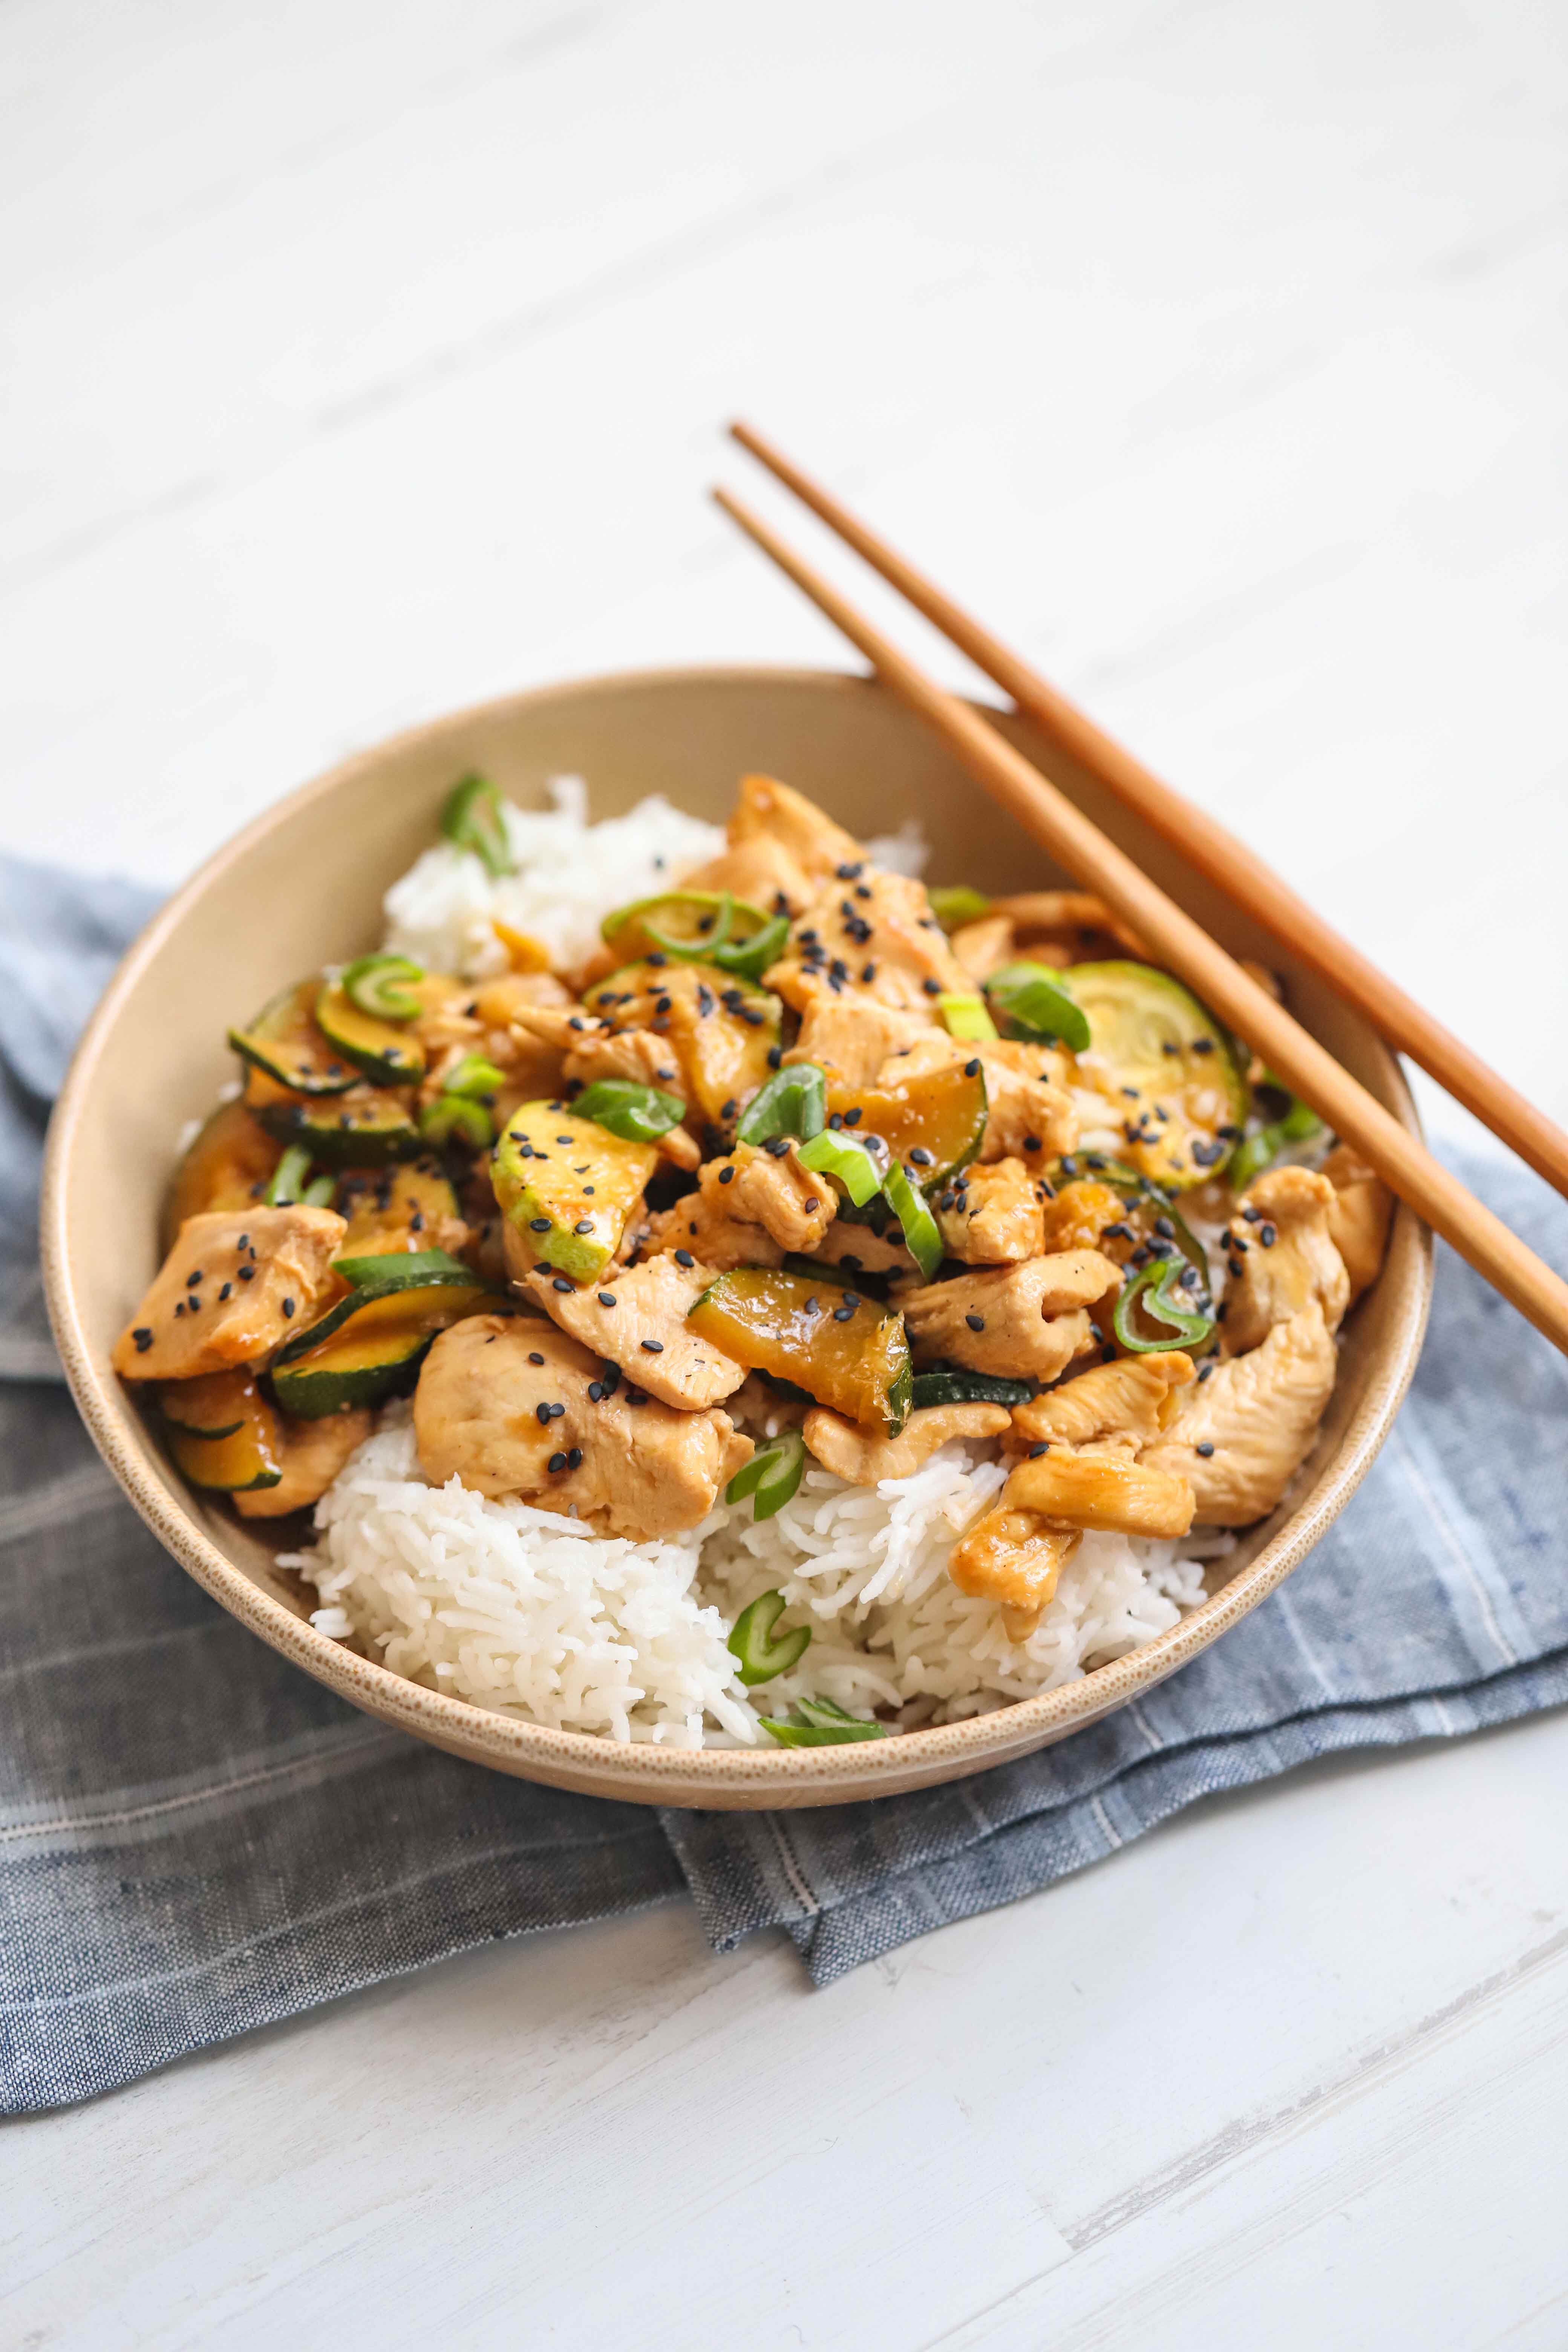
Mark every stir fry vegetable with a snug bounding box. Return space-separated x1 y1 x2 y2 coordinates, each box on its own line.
987 961 1090 1052
1229 1094 1325 1190
726 1583 812 1680
761 1697 887 1744
736 1062 827 1147
603 890 789 983
441 774 514 876
569 1078 686 1142
1112 1258 1216 1354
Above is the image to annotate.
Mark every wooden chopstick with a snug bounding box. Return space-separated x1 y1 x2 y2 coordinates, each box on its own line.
712 483 1568 1361
728 420 1568 1204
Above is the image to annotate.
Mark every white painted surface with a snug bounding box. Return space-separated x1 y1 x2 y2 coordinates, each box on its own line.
2 2 1563 2342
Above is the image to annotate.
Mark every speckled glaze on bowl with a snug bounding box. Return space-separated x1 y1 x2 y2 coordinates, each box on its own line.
41 667 1431 1808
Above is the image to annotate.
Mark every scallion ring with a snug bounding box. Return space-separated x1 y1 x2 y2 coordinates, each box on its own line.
796 1126 885 1207
1112 1258 1215 1354
937 992 998 1042
735 1061 827 1148
724 1427 807 1523
264 1144 313 1205
1228 1097 1324 1191
882 1159 944 1279
570 1079 686 1141
440 774 514 877
986 961 1091 1052
419 1095 494 1150
726 1585 812 1683
340 953 425 1023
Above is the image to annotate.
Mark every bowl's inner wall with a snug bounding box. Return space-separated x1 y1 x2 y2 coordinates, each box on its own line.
50 668 1424 1798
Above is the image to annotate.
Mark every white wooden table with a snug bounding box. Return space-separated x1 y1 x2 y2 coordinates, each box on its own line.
3 4 1565 2342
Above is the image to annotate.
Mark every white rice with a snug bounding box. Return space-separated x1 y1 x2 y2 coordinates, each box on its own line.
382 774 725 977
288 775 1220 1744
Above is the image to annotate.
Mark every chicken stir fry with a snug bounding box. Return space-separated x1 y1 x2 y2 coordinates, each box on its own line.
118 767 1393 1722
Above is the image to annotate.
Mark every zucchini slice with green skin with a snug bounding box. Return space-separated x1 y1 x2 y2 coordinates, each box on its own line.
315 979 426 1086
257 1093 424 1167
162 1101 283 1251
909 1369 1034 1410
492 1101 658 1280
336 1162 462 1256
271 1254 492 1416
162 1371 283 1491
228 979 359 1098
687 1267 912 1435
826 1055 987 1187
1063 960 1249 1191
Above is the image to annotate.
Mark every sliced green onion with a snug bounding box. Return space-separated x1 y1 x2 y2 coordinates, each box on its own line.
725 1429 807 1523
761 1698 887 1745
1228 1097 1325 1191
797 1127 885 1207
882 1159 943 1279
928 885 992 931
736 1062 827 1147
441 1052 506 1100
570 1079 685 1141
264 1144 313 1205
644 890 735 959
1112 1258 1215 1354
986 961 1091 1052
938 992 999 1042
340 953 425 1022
301 1174 337 1208
707 910 791 983
726 1585 812 1682
441 774 514 877
419 1095 493 1149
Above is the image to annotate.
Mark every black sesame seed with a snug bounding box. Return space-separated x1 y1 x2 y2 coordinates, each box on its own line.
174 1301 185 1316
1023 1135 1042 1153
718 1166 735 1185
573 1218 594 1235
553 1276 573 1293
803 1196 821 1213
1197 1360 1216 1382
1029 1441 1050 1458
1101 1342 1117 1361
674 1248 695 1267
843 1107 862 1128
721 1099 738 1120
281 1297 295 1318
1196 1440 1215 1457
536 1403 553 1424
832 1304 855 1322
588 1381 603 1401
766 1045 783 1069
549 1401 566 1419
963 1058 981 1078
236 1234 249 1251
640 1338 664 1353
185 1269 202 1286
840 1254 862 1271
965 1313 985 1332
132 1327 153 1353
217 1282 232 1301
528 1351 545 1366
548 1451 567 1473
237 1265 256 1283
922 977 943 996
908 1146 934 1167
1154 1216 1174 1239
1259 1223 1278 1248
567 1447 583 1470
598 1291 617 1308
1191 1037 1214 1055
530 1217 550 1233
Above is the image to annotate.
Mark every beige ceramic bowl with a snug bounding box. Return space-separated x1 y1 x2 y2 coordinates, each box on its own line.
43 666 1431 1808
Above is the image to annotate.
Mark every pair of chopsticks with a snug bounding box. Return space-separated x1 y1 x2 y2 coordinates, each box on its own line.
712 424 1568 1359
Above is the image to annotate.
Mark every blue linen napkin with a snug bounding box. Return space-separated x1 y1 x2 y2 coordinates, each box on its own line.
3 853 1565 2112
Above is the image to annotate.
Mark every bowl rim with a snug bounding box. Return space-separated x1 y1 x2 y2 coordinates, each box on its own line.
40 661 1434 1797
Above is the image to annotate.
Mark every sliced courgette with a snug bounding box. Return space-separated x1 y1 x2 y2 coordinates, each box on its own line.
271 1251 490 1415
1064 960 1248 1191
336 1162 462 1256
228 978 358 1097
162 1101 283 1251
910 1369 1034 1410
687 1268 912 1435
161 1370 283 1491
582 958 782 1128
827 1056 987 1187
315 979 426 1086
257 1092 424 1167
492 1100 658 1280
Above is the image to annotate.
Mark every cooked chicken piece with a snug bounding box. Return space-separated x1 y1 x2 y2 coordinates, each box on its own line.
1037 1179 1122 1255
991 890 1150 959
1321 1143 1393 1304
728 1371 809 1437
1142 1301 1336 1525
113 1206 347 1381
471 969 573 1025
524 1256 745 1411
767 870 971 1020
413 971 574 1106
642 1161 784 1273
804 1217 916 1277
415 1315 751 1539
1011 1352 1195 1453
783 995 936 1089
1222 1166 1349 1354
513 1004 682 1093
948 1507 1080 1629
709 1143 836 1254
949 914 1016 983
683 772 864 917
233 1406 373 1518
1003 1447 1196 1539
901 1250 1119 1380
802 1401 1012 1485
934 1158 1045 1264
887 1032 1076 1164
